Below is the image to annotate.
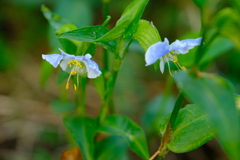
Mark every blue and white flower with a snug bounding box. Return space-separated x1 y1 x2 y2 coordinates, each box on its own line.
145 37 202 75
42 48 102 90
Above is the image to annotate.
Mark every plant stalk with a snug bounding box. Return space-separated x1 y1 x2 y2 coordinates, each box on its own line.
169 91 184 128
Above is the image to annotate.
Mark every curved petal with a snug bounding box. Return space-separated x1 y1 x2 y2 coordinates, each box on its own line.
145 38 170 66
84 54 92 60
59 48 75 59
159 57 165 74
85 59 102 78
170 37 202 54
42 54 63 68
59 59 72 72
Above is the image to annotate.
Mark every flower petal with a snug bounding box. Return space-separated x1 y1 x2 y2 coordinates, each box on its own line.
160 56 165 74
145 38 170 66
170 37 202 54
85 59 102 78
85 54 92 60
59 48 76 59
59 59 72 72
42 54 63 68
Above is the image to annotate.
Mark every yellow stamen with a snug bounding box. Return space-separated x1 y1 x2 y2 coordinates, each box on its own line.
74 84 77 90
71 71 77 75
182 66 186 70
173 56 178 63
68 60 82 68
66 83 69 90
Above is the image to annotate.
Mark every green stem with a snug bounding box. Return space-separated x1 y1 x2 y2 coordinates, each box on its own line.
77 77 88 116
103 0 109 21
99 38 132 122
169 92 184 127
102 1 110 71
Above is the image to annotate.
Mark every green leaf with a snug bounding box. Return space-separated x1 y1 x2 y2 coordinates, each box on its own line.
213 8 240 52
174 71 240 160
57 25 118 58
56 24 80 55
96 0 149 42
95 136 129 160
64 116 97 160
50 99 75 113
84 43 97 56
41 4 72 30
97 115 149 159
133 19 161 51
159 104 217 153
40 60 54 88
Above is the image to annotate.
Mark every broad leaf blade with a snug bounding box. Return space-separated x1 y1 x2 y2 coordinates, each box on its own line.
64 116 97 160
174 71 240 160
133 19 161 51
95 136 129 160
159 104 217 153
97 115 149 159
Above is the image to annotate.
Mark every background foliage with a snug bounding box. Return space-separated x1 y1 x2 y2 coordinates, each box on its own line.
0 0 240 160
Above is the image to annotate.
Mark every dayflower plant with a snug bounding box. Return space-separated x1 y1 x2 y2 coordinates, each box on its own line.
145 37 202 75
42 48 102 90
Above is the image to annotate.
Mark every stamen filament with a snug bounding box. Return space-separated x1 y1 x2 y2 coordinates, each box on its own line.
174 62 181 70
166 59 173 77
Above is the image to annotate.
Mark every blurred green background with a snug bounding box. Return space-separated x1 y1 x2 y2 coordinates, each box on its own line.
0 0 239 159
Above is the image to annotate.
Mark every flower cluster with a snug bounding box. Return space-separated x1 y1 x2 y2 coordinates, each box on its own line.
42 48 101 90
145 37 202 76
42 37 201 90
